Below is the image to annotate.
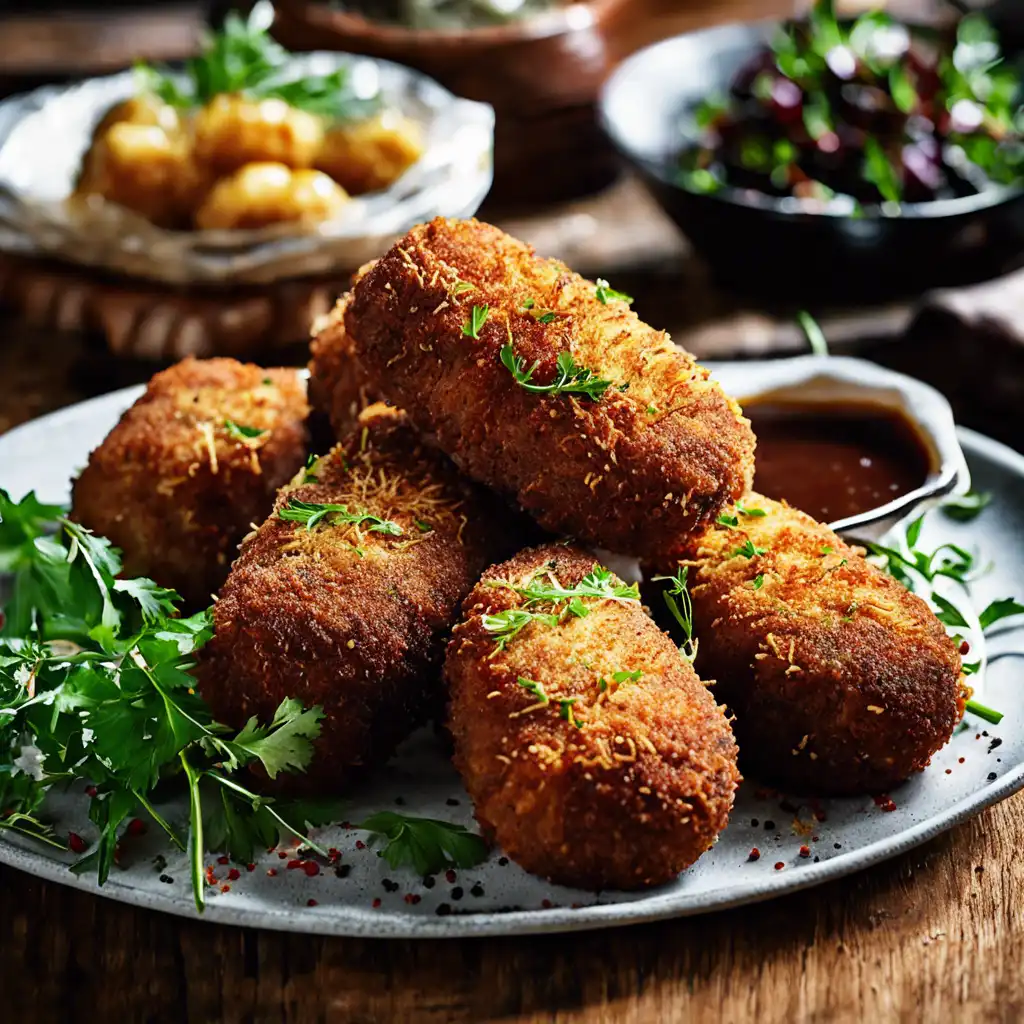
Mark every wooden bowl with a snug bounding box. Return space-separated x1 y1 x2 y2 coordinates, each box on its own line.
271 0 632 207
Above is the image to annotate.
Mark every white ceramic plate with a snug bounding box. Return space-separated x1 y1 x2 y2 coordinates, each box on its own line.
0 383 1021 938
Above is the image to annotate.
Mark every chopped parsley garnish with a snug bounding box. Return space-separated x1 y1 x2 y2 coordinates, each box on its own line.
494 565 640 607
481 608 559 651
462 304 489 339
751 574 765 590
135 8 375 119
517 677 549 704
499 345 614 402
414 519 433 533
736 502 767 518
0 489 342 913
595 279 633 306
717 514 739 528
612 669 642 684
731 540 768 559
647 404 658 415
450 280 476 297
821 545 833 556
979 598 1024 631
302 453 320 483
941 490 992 523
278 499 402 536
224 419 267 441
651 568 698 662
558 697 582 728
357 812 487 876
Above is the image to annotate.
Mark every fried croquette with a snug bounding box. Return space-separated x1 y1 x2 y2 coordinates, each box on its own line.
197 403 521 790
308 294 381 438
656 494 968 796
71 357 308 607
341 218 756 561
445 543 740 890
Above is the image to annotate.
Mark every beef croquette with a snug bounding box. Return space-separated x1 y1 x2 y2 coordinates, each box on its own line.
197 404 520 790
71 357 308 607
308 294 380 439
340 217 755 560
656 494 968 796
446 543 740 890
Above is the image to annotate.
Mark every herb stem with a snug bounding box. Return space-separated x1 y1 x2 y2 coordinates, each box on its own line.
179 750 206 914
965 698 1003 725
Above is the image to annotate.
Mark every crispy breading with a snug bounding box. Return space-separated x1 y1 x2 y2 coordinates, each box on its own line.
71 356 308 608
654 493 968 795
445 543 740 891
197 404 521 791
341 218 755 560
308 293 381 439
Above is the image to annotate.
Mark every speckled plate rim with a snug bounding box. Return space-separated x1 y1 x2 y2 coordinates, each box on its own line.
0 393 1021 937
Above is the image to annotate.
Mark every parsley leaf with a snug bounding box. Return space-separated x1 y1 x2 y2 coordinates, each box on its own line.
932 593 969 629
942 491 992 523
730 540 768 559
736 501 767 518
517 677 549 703
278 499 402 536
491 564 640 607
717 514 739 528
979 598 1024 632
462 304 489 339
224 419 267 442
595 278 633 306
652 568 699 662
481 608 559 651
499 345 614 402
358 812 487 876
223 698 325 779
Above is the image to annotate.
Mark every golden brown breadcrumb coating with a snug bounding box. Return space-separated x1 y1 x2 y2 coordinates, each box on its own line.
308 293 381 439
655 493 968 796
197 404 521 791
342 218 755 560
446 543 740 891
71 357 308 608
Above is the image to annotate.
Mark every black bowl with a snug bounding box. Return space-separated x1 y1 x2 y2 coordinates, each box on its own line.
597 22 1024 303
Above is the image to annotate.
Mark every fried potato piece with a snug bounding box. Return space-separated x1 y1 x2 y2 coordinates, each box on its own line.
193 94 324 174
446 543 740 890
92 94 182 139
197 404 520 790
308 294 382 439
341 218 755 560
71 357 309 608
656 494 968 795
75 122 210 229
315 112 424 195
194 162 349 231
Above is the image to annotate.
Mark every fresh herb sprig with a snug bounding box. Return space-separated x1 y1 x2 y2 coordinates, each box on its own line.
651 568 699 663
0 490 341 912
481 608 560 652
494 565 641 608
462 305 490 340
500 346 614 402
135 8 375 120
358 812 487 876
279 499 402 536
595 279 633 306
868 504 1021 725
224 419 267 442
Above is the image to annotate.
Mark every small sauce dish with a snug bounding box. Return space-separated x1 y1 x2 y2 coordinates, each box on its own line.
709 355 969 540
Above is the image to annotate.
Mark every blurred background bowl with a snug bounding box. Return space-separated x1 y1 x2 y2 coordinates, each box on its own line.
271 0 630 208
598 20 1024 304
0 52 494 285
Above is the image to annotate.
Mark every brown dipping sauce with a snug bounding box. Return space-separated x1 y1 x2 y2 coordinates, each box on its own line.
745 402 932 523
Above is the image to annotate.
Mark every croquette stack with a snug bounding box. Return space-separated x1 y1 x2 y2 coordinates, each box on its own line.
72 217 966 893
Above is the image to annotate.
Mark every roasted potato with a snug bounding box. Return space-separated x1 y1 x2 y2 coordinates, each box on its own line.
653 493 968 795
75 122 209 229
197 403 521 791
71 357 309 608
194 162 349 230
193 94 324 174
341 218 756 561
316 112 424 195
446 543 740 890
